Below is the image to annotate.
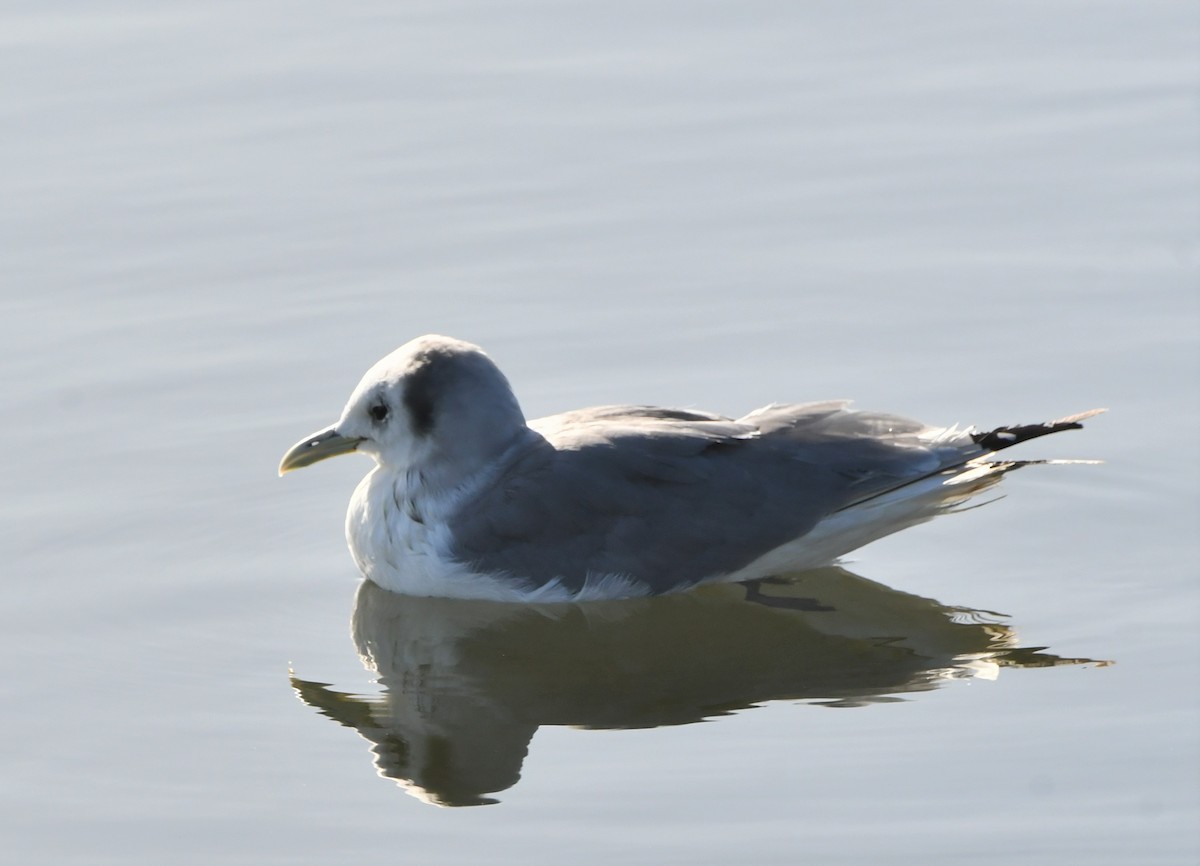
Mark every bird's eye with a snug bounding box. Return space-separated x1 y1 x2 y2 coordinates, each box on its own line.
369 402 389 422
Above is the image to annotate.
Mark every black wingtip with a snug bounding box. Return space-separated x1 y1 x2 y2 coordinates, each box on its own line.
970 408 1106 453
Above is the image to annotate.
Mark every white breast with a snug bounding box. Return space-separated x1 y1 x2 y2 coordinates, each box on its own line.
345 468 461 594
344 465 662 602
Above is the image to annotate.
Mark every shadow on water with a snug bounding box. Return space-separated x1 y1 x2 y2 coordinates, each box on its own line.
290 567 1107 807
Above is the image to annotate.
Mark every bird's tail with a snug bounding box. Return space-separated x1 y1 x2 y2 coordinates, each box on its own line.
969 408 1107 454
723 409 1105 581
805 409 1106 562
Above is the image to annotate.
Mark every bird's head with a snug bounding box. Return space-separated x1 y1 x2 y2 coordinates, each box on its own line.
279 335 528 484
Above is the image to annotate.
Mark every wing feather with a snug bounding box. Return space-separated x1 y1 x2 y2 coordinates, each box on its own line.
446 403 970 593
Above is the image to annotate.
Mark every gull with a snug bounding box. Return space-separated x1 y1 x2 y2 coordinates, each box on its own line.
279 334 1102 601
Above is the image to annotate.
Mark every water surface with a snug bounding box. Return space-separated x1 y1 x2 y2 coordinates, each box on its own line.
2 2 1196 864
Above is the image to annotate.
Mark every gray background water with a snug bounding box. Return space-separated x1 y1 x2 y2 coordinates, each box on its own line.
2 1 1197 863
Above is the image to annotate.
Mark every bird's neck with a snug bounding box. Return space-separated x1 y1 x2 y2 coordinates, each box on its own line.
391 426 542 514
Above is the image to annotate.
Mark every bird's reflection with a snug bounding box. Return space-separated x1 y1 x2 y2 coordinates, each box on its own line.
291 567 1105 807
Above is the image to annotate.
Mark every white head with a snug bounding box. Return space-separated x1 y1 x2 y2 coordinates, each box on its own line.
279 335 528 489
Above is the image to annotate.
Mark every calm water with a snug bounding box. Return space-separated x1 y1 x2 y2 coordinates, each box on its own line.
2 2 1197 864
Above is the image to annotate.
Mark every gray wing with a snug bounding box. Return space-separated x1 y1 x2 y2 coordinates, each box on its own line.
444 402 970 593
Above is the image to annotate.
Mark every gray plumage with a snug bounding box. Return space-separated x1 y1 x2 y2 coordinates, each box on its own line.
455 403 933 593
279 335 1102 601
